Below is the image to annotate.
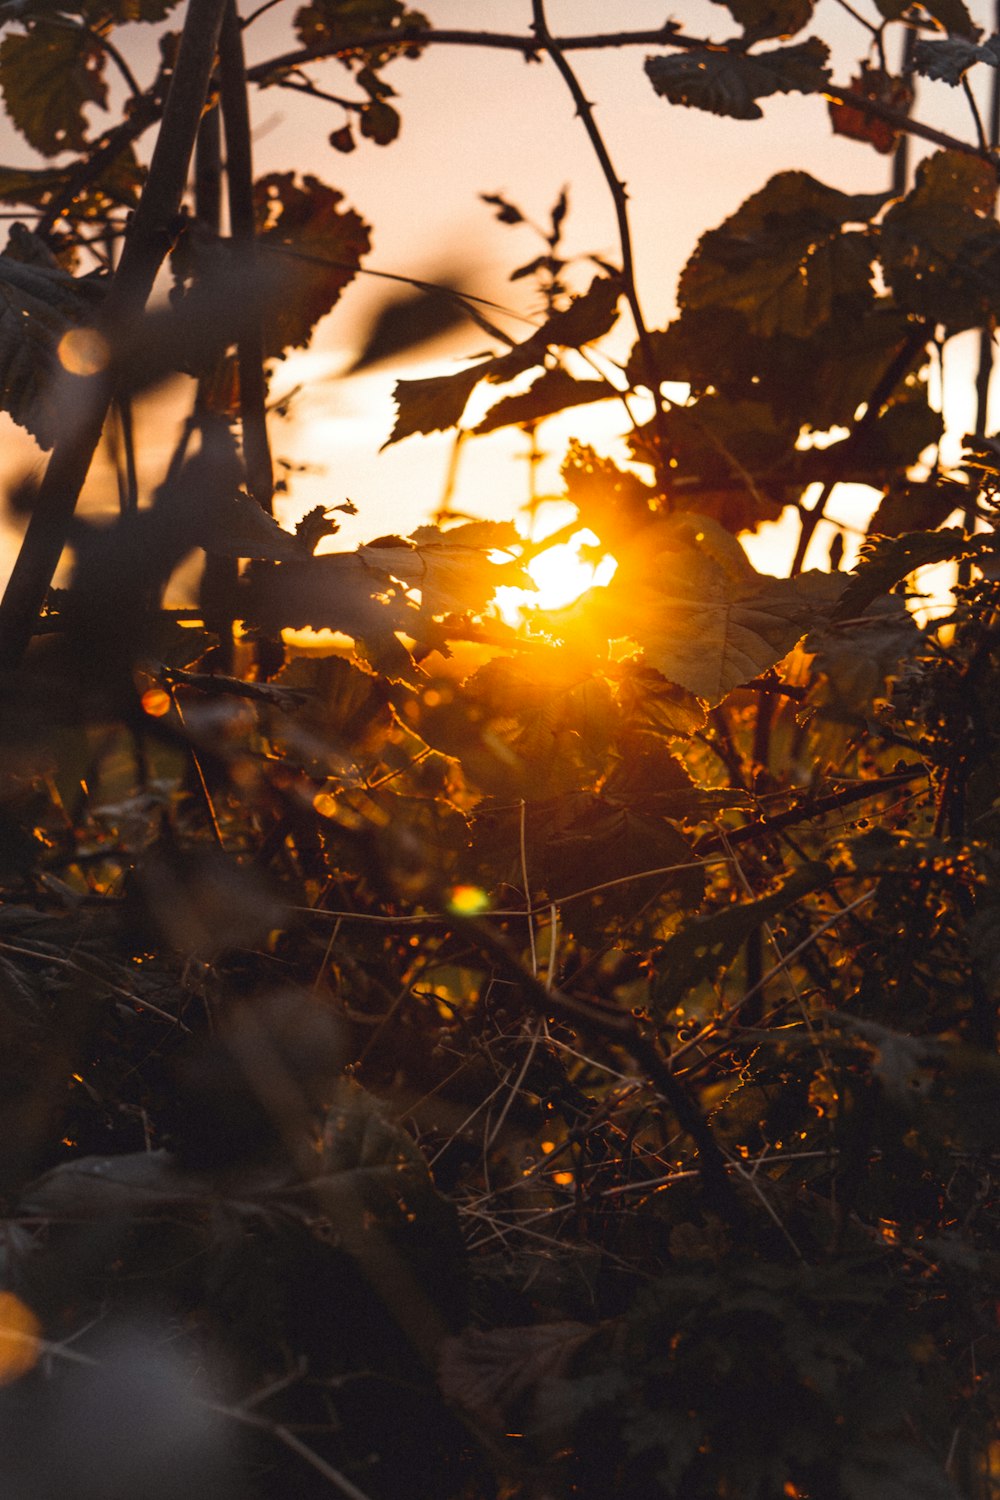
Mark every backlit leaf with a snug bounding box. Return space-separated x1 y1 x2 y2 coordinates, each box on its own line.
474 368 611 435
386 361 486 444
880 150 1000 331
254 172 370 355
645 38 830 121
679 172 884 338
833 528 985 620
579 516 844 705
0 23 107 155
653 862 831 1012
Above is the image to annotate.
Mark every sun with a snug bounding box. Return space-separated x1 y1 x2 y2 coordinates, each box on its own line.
496 529 617 623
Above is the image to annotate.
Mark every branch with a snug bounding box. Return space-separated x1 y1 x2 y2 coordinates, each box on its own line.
220 0 274 512
466 916 747 1228
528 0 669 485
0 0 230 670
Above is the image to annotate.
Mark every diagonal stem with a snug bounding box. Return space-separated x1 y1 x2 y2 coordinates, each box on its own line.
529 0 670 488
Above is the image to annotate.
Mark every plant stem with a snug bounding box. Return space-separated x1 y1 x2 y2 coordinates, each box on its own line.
220 0 274 512
529 0 669 486
0 0 229 670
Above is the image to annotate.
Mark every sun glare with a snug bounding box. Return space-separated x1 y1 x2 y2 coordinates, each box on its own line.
497 529 617 624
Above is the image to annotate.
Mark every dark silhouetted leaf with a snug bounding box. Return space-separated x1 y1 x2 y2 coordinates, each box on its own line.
679 172 884 338
913 35 999 85
0 250 102 446
474 368 611 435
0 23 107 155
710 0 814 40
874 0 976 38
360 97 401 143
829 68 914 155
645 38 829 121
834 528 985 620
880 150 1000 332
254 172 370 354
386 361 486 443
653 862 831 1012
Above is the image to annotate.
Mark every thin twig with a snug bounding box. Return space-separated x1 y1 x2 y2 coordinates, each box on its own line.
529 0 669 481
220 0 274 512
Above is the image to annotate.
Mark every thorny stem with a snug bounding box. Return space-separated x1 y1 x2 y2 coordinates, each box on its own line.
0 0 230 670
528 1 669 485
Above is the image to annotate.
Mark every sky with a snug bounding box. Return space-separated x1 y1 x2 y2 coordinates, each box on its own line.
0 0 998 589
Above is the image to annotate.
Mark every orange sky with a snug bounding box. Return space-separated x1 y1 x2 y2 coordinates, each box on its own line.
0 0 997 586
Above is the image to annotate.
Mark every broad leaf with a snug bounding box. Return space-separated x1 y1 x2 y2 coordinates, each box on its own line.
543 799 705 938
653 862 831 1011
679 172 884 338
829 69 914 155
200 491 307 562
874 0 976 38
645 38 830 121
359 523 526 616
578 517 844 705
0 251 103 446
0 23 107 155
913 36 1000 86
710 0 814 40
386 360 486 444
833 528 985 620
474 368 611 435
385 277 621 445
254 173 370 354
880 150 1000 332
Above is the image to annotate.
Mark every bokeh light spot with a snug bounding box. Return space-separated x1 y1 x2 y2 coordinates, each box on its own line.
141 688 171 718
447 884 490 916
0 1292 40 1385
57 327 110 378
313 792 338 818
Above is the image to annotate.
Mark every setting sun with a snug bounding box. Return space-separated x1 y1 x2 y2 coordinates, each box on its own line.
496 529 617 623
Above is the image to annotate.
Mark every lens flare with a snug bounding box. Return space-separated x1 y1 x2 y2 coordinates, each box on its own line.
447 884 490 916
0 1292 40 1386
57 327 110 378
497 529 616 623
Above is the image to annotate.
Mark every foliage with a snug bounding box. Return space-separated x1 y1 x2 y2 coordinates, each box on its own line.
0 3 998 1500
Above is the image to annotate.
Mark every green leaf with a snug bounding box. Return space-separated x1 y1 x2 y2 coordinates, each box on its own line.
679 172 884 337
879 150 1000 332
709 0 815 40
645 38 830 121
474 368 611 435
833 528 984 620
0 22 107 154
254 172 370 354
652 862 831 1012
